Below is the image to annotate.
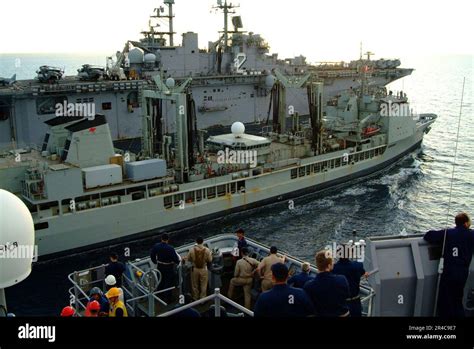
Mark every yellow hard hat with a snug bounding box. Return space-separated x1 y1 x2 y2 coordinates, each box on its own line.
106 287 121 299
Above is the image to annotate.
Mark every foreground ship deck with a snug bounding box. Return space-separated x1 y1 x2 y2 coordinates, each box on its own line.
68 235 375 317
67 234 474 317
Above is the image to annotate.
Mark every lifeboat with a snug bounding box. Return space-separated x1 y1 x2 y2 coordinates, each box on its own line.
363 126 381 137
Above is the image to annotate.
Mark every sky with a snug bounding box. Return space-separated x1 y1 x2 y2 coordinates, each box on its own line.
0 0 473 62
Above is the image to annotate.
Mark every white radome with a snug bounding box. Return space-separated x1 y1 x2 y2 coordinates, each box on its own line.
265 74 276 88
0 189 35 289
231 122 245 137
165 77 176 89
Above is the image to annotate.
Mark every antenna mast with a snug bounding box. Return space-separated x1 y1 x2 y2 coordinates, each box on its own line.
433 77 466 316
213 0 239 50
146 0 176 47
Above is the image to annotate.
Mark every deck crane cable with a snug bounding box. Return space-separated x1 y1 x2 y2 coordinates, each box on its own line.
433 77 466 316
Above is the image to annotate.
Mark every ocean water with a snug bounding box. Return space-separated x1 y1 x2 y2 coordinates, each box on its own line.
1 54 473 316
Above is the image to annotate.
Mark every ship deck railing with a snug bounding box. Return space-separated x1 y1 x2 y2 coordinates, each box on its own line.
158 288 254 317
67 234 377 317
67 262 186 317
68 264 376 318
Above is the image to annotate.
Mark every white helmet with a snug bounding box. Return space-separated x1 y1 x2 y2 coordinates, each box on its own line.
105 275 117 286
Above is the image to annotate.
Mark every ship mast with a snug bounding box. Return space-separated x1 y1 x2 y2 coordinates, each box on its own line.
214 0 239 50
166 0 175 46
145 0 176 47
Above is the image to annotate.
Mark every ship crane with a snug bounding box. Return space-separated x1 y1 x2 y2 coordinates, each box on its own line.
106 42 130 81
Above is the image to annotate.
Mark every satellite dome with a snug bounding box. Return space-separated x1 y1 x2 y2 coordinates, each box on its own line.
231 122 245 137
0 189 35 289
165 77 176 89
265 74 276 88
128 48 145 64
144 53 157 63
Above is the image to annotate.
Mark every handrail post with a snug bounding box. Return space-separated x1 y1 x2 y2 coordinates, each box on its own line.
73 272 79 311
368 291 374 317
148 272 155 317
178 264 183 295
214 288 221 317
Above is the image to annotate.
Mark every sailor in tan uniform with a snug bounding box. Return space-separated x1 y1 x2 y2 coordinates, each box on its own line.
228 247 259 309
186 237 213 300
257 246 286 291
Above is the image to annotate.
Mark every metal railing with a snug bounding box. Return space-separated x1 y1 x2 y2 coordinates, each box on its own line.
159 288 253 317
66 235 378 318
360 283 376 317
68 261 185 317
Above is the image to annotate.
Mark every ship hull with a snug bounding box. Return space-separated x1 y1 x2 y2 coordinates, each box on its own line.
35 127 427 259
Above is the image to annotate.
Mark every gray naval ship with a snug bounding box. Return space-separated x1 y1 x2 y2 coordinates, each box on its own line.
0 67 437 257
0 0 414 151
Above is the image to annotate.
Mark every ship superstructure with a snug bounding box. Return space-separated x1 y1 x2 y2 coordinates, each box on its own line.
0 0 413 152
